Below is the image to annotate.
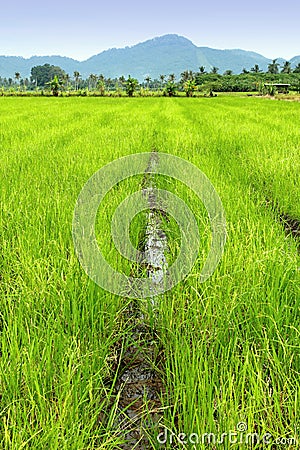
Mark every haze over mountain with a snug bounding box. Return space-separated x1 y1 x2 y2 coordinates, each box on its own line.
0 34 299 81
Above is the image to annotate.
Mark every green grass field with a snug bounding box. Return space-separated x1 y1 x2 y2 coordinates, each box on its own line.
0 97 299 449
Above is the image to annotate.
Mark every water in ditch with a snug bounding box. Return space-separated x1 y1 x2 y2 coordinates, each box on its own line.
113 151 168 449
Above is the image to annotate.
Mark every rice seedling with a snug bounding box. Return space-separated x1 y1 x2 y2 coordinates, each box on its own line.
0 96 299 449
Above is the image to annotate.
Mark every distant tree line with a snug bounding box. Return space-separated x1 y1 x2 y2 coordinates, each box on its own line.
1 60 300 96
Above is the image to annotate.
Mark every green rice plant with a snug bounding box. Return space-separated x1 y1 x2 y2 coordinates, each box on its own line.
0 96 299 449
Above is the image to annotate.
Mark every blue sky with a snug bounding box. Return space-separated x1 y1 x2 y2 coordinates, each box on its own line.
1 0 299 60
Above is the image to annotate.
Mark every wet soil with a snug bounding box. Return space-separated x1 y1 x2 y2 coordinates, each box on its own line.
113 151 168 449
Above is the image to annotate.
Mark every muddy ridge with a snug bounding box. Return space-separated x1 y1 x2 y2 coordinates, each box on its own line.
279 212 300 241
266 197 300 247
114 151 167 449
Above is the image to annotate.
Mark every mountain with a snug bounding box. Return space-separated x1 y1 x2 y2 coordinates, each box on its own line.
83 35 204 80
0 55 79 80
290 55 300 66
0 34 298 81
198 47 285 73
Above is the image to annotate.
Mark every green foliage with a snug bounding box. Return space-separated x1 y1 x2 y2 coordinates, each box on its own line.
183 79 197 97
2 65 300 96
0 97 299 448
293 63 300 73
125 75 138 97
79 88 88 96
180 70 194 83
97 80 105 96
264 83 276 96
195 71 300 93
267 59 279 74
164 81 176 97
251 64 262 73
281 61 292 74
31 64 66 87
73 71 81 90
47 75 63 96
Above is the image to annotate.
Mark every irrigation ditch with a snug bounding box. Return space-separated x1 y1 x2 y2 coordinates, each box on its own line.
111 150 169 449
266 197 300 250
108 180 300 448
279 212 300 243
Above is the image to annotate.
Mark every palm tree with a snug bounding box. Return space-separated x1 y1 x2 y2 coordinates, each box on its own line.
251 64 262 73
281 61 291 74
144 75 151 89
118 75 125 87
267 59 279 74
88 73 98 90
168 73 176 82
15 72 21 86
92 74 98 89
199 66 206 74
294 63 300 74
223 70 233 76
73 71 81 90
181 70 195 85
180 70 189 83
106 77 112 91
159 74 165 90
211 67 219 74
97 76 106 95
62 73 70 89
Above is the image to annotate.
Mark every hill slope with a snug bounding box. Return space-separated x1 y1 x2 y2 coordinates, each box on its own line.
0 34 298 80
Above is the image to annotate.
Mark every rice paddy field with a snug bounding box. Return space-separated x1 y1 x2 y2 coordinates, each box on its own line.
0 96 300 449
